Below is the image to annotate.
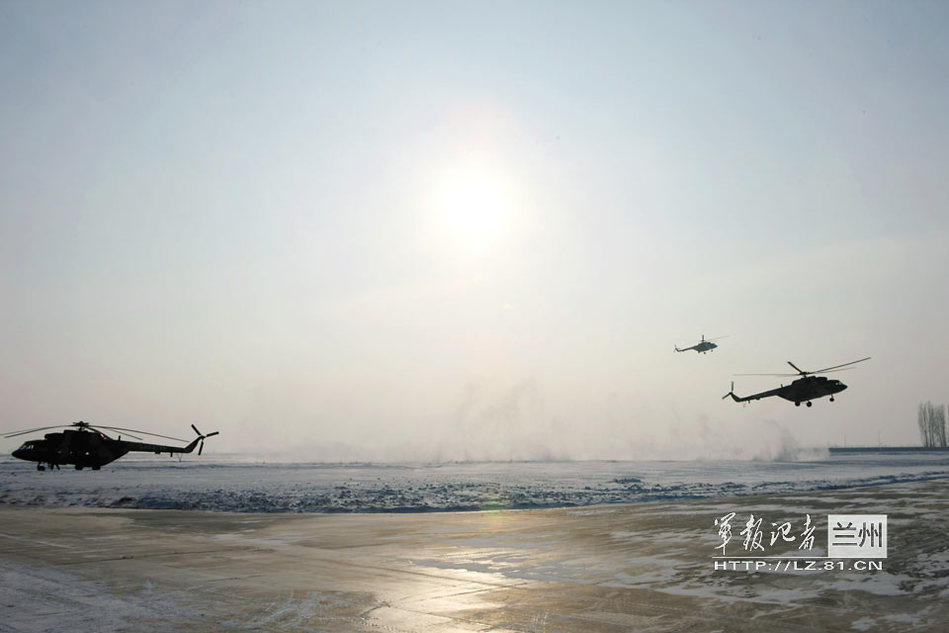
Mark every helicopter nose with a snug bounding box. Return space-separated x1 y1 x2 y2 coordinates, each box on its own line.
12 448 25 459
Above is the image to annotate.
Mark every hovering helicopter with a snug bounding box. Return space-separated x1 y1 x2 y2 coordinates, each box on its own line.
4 421 219 471
675 335 725 354
722 357 871 407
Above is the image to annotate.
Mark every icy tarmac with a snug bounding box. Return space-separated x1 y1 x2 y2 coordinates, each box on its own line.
2 466 949 631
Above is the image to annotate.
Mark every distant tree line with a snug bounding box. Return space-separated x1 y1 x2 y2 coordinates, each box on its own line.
918 402 947 448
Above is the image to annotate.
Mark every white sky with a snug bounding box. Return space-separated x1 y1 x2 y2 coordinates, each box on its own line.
2 1 948 460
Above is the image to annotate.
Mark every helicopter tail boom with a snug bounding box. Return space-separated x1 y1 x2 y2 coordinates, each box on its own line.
722 382 778 403
119 426 219 456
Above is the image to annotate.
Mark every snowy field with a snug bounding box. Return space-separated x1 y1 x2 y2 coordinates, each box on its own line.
3 453 949 512
3 475 949 632
3 455 949 632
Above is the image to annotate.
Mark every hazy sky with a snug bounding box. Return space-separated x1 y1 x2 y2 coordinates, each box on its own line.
3 1 948 461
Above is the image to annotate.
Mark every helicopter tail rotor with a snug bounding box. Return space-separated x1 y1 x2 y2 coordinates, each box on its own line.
190 425 220 456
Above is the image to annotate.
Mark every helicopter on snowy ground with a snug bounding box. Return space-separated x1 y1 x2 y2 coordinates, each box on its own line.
722 357 871 408
675 335 725 354
4 421 219 470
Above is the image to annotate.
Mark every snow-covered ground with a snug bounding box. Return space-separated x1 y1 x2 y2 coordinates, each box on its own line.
3 457 949 632
2 453 948 512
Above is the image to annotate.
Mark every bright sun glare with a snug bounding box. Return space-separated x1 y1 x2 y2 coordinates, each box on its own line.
433 167 513 256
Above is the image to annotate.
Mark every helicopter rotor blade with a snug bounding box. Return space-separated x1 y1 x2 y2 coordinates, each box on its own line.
4 421 99 438
810 357 872 374
93 426 186 442
3 425 67 438
82 425 143 440
203 431 220 438
735 372 798 377
787 361 807 375
199 440 204 456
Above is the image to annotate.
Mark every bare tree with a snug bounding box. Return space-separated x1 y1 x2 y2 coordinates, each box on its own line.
919 402 931 447
939 404 945 447
918 402 948 448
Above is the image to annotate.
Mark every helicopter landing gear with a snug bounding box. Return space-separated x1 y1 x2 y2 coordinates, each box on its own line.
830 396 835 402
806 401 813 407
795 402 801 407
37 464 45 471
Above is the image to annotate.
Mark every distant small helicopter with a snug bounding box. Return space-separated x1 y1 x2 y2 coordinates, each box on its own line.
4 421 219 471
723 357 871 407
675 335 725 354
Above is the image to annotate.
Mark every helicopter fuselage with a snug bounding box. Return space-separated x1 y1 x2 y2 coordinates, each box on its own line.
776 376 847 404
676 341 717 354
725 375 847 407
12 431 130 470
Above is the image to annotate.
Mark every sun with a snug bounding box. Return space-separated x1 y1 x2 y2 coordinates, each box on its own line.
432 166 513 256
